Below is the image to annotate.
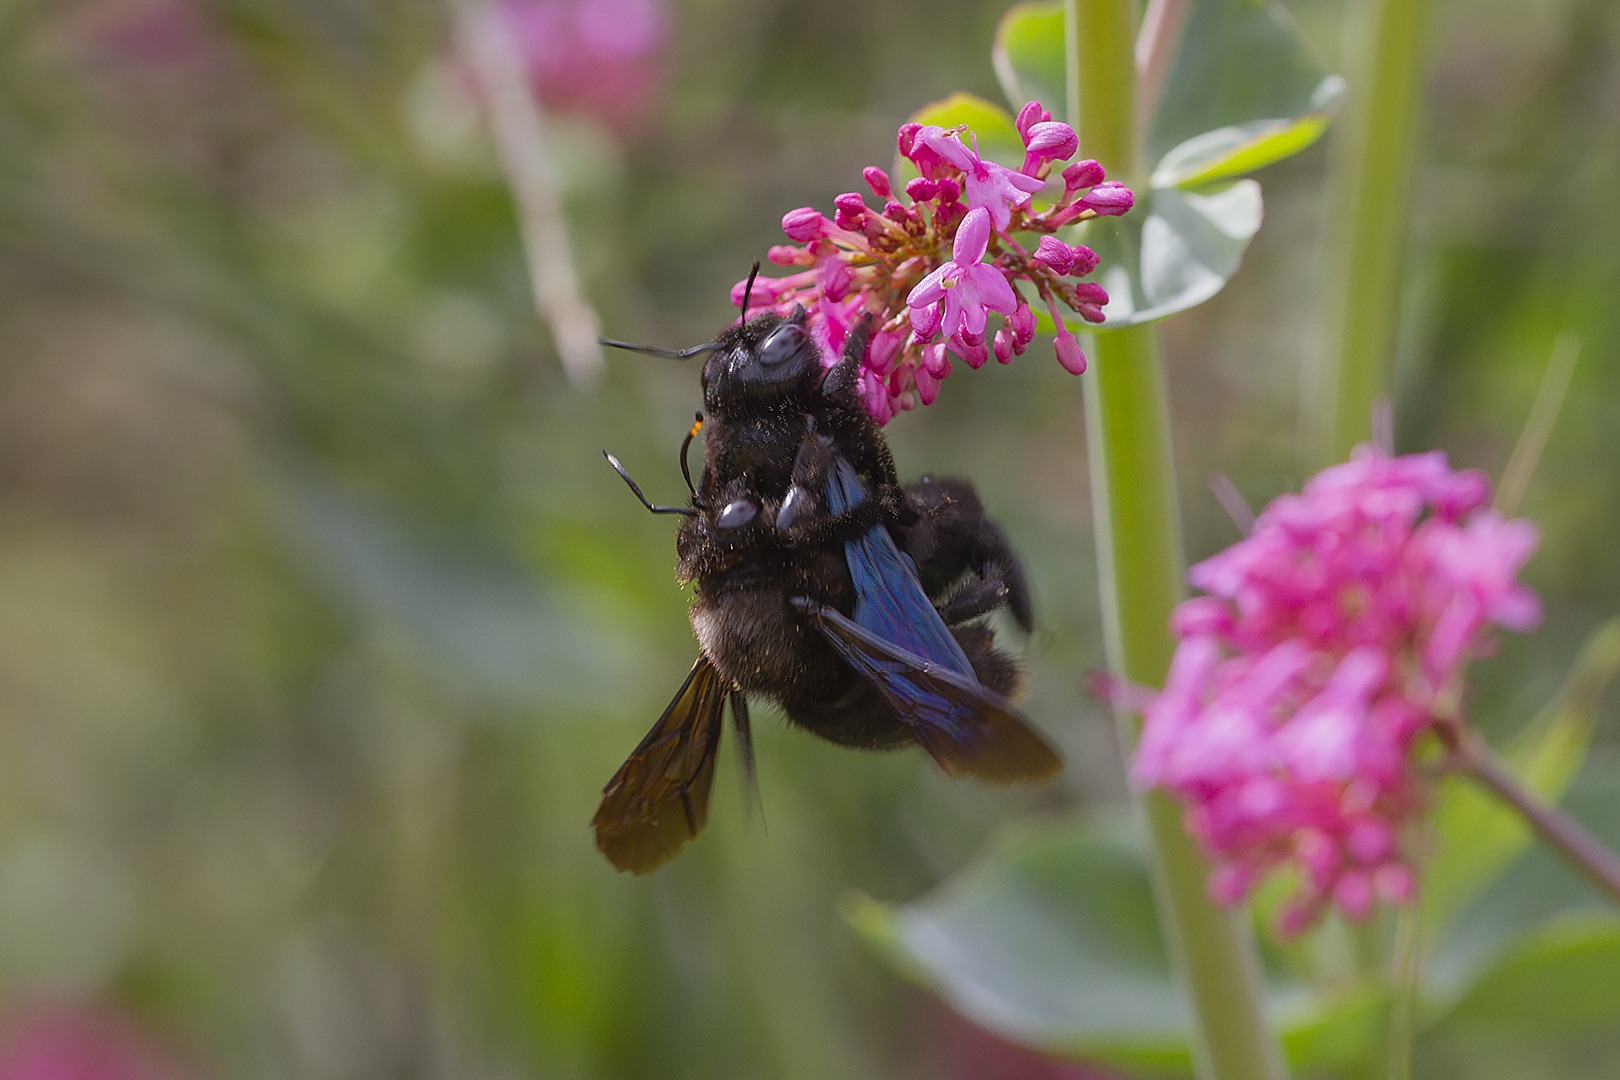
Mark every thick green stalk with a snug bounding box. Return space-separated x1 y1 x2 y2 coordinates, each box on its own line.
1315 0 1432 464
1070 3 1287 1078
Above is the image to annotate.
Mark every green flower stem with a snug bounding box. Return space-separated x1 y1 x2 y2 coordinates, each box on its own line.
1315 0 1433 464
1070 3 1287 1078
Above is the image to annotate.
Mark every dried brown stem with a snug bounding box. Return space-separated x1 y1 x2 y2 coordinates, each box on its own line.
450 0 603 388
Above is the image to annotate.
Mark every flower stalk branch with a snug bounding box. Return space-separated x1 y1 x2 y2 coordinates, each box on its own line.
1442 724 1620 908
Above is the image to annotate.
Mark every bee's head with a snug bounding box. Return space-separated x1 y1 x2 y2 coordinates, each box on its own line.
700 305 818 416
597 263 823 417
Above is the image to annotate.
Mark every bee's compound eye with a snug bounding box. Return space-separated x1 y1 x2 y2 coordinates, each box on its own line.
759 324 805 368
716 498 759 530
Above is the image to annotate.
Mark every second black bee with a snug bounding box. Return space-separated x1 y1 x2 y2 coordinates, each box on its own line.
594 298 1061 873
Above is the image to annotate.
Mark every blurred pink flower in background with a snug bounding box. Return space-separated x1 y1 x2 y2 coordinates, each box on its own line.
67 0 239 98
0 1002 197 1080
1131 446 1541 933
491 0 669 137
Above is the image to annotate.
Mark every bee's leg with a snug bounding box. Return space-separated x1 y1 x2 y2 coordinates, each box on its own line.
730 688 764 825
819 317 871 405
774 428 888 544
900 477 1034 632
935 574 1011 625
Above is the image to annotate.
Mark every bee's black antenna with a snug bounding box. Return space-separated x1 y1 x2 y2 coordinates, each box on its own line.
604 451 697 516
598 338 723 360
680 412 703 499
737 260 762 323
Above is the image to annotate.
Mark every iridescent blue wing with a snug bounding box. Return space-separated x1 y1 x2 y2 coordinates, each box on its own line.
807 452 1061 783
793 597 1061 782
822 453 974 673
593 656 728 873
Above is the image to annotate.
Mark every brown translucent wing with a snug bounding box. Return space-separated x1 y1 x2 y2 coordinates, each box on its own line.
592 656 728 874
794 598 1062 784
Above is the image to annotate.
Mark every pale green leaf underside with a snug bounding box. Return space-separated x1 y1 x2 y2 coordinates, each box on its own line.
1082 180 1263 329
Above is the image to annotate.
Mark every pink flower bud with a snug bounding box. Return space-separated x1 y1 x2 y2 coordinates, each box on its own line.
1334 871 1374 920
904 177 937 203
858 369 892 424
1079 180 1134 216
947 332 989 369
896 122 922 158
1374 862 1413 903
781 206 825 242
1054 332 1087 374
766 245 803 266
1345 818 1393 864
921 342 951 378
935 177 960 204
1171 597 1233 637
821 261 852 301
1070 243 1099 277
1073 281 1109 306
913 363 942 405
832 191 867 231
1062 159 1105 193
1010 303 1035 348
866 329 902 376
992 328 1014 363
909 300 942 340
1022 121 1077 165
883 200 908 223
1014 100 1050 139
1032 235 1076 274
862 166 892 200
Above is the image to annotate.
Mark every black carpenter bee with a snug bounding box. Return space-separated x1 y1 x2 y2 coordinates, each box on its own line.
593 282 1061 873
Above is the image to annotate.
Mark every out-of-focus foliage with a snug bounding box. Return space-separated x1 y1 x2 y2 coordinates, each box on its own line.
0 1 1616 1079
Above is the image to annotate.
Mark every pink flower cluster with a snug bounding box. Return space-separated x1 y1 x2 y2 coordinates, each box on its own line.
736 102 1133 423
1131 446 1542 934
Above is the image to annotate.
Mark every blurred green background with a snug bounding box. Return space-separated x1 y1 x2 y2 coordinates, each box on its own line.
0 0 1616 1077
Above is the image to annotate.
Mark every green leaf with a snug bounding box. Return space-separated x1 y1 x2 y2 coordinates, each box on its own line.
991 1 1067 124
1445 914 1620 1031
1144 1 1344 186
892 93 1024 184
845 816 1385 1076
1421 617 1620 951
1072 180 1263 330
